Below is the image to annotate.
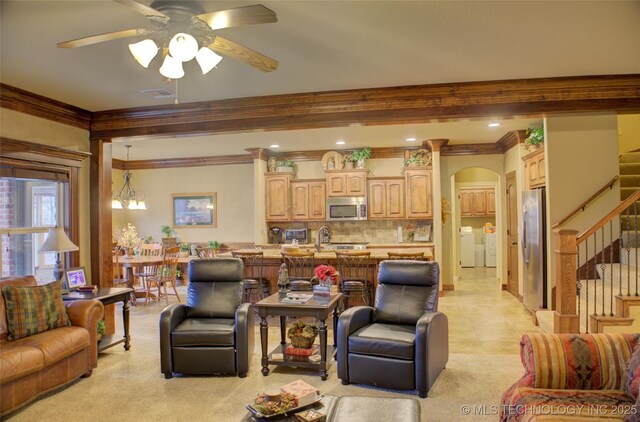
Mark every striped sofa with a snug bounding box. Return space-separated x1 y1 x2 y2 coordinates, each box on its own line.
500 333 640 422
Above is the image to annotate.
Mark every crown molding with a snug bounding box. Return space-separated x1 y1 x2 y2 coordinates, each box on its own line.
90 74 640 140
496 130 527 152
0 84 92 130
441 143 504 156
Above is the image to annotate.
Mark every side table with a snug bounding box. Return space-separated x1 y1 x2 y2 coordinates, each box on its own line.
63 287 132 352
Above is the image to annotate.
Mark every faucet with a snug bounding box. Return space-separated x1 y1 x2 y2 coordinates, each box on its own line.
316 226 330 251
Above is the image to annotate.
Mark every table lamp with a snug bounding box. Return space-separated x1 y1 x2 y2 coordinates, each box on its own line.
39 227 79 281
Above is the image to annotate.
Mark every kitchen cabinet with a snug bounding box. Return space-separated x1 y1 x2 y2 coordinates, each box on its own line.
459 188 495 217
368 178 405 219
404 169 432 219
524 147 545 189
265 173 291 221
325 169 367 197
291 181 326 220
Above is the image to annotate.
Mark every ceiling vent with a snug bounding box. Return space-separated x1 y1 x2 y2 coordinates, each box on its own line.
140 88 176 99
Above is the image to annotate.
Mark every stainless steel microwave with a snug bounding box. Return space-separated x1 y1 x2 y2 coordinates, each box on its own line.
326 197 367 221
284 228 310 243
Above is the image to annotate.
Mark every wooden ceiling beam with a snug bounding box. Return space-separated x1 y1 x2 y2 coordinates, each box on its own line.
89 74 640 140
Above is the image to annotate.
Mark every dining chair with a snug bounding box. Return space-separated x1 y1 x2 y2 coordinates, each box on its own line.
231 251 270 303
335 251 375 308
134 243 163 299
113 247 137 304
145 245 182 305
196 247 214 258
281 250 316 291
387 251 425 260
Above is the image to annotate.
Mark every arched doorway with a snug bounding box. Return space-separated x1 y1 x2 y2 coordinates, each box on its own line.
450 167 501 287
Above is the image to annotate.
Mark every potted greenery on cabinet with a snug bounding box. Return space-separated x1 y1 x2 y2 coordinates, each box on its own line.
525 126 544 151
275 159 296 173
351 147 372 169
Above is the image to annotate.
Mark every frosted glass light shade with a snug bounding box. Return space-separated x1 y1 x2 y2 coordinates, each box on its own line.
112 199 123 209
168 33 198 62
128 39 159 68
196 47 222 74
159 54 184 79
128 199 146 210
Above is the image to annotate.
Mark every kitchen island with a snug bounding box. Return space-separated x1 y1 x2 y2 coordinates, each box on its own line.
219 243 434 294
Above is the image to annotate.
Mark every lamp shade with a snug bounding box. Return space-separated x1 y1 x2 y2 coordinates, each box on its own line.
196 47 222 74
168 33 198 62
39 228 79 253
159 54 185 79
129 39 159 68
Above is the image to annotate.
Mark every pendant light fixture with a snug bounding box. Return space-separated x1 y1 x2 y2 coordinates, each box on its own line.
112 145 146 210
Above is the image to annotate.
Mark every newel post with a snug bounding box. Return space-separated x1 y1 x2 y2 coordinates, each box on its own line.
554 228 580 333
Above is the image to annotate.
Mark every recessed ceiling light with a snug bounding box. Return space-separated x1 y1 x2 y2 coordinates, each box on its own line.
488 122 500 127
406 137 417 142
336 140 346 145
270 144 279 148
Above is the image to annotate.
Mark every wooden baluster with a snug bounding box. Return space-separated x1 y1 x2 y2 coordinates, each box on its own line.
554 229 580 333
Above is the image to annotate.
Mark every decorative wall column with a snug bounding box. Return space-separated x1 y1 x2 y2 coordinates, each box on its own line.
246 148 268 245
89 139 113 287
554 229 579 333
427 139 448 289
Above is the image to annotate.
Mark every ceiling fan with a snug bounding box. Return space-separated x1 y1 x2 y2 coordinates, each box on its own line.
57 0 278 78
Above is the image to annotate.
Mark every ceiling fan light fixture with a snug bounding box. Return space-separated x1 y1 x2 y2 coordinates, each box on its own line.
196 47 223 74
168 33 198 62
159 54 185 79
129 39 159 68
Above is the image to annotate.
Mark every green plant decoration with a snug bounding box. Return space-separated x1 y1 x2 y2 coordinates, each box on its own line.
275 159 296 169
350 147 372 161
180 242 190 252
403 154 425 167
208 240 221 251
287 320 319 339
97 319 106 339
525 127 544 146
160 225 175 238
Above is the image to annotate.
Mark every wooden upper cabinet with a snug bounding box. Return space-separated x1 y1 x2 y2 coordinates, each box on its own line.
524 147 545 189
325 169 367 197
486 189 496 215
367 178 405 220
460 187 495 217
291 181 326 221
266 173 291 221
404 169 432 219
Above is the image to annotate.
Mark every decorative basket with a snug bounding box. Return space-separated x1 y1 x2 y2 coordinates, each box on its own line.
290 335 316 349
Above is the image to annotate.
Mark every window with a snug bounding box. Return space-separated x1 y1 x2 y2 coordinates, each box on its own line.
0 177 69 283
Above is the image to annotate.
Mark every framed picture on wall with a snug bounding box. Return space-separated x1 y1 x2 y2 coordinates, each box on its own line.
171 193 217 228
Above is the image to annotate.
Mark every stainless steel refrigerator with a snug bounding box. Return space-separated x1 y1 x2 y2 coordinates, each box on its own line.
522 188 547 311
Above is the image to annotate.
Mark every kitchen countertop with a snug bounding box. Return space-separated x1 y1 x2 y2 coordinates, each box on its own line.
223 243 434 260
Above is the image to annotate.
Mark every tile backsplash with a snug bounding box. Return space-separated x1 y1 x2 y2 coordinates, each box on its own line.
271 220 432 244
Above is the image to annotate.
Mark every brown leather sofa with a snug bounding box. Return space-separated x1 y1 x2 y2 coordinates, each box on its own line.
337 260 448 398
0 276 104 417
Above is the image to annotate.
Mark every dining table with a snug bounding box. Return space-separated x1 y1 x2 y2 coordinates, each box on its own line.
113 255 196 303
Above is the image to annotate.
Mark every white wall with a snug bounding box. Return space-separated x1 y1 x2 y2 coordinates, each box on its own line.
116 164 255 243
545 113 620 303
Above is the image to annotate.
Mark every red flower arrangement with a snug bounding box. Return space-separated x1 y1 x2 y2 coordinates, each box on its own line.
313 265 339 287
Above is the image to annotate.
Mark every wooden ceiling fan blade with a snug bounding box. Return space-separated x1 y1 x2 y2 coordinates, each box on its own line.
57 29 152 48
207 36 278 72
113 0 169 22
193 5 277 30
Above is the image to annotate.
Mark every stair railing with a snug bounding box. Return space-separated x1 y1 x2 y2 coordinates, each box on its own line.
551 175 618 229
555 189 640 333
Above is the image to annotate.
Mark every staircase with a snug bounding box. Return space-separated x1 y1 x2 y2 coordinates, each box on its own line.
620 151 640 232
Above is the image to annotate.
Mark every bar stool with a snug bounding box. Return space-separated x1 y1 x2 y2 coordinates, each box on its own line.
232 251 269 303
335 251 375 308
281 250 315 291
387 251 424 260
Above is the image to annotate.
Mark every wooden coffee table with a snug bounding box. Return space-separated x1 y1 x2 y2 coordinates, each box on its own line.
254 292 342 380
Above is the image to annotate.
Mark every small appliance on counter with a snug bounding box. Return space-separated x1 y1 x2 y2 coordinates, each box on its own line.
268 227 283 244
285 228 310 244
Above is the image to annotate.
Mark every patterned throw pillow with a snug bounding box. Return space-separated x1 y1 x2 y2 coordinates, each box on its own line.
626 345 640 400
2 281 71 340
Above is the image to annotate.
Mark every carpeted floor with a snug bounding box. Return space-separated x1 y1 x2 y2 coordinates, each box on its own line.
6 268 542 421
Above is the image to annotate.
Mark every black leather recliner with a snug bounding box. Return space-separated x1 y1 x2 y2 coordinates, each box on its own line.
337 260 448 398
159 258 254 379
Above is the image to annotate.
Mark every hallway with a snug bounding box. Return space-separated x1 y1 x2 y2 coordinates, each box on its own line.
441 267 544 355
